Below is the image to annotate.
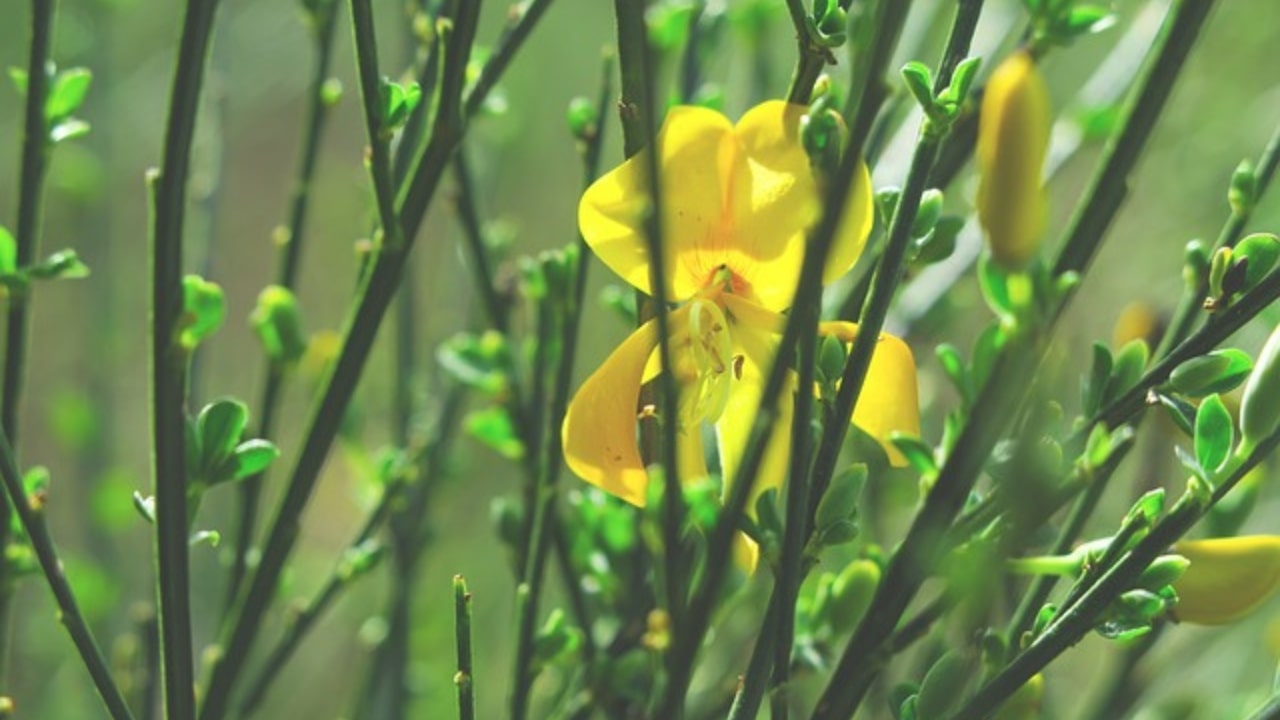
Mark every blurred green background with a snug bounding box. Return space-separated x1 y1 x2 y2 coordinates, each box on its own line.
0 0 1279 717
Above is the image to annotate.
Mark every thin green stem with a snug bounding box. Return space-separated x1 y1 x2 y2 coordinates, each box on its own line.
454 576 475 720
0 0 55 684
727 593 779 720
812 3 1216 715
150 2 220 717
784 0 832 104
1156 119 1280 359
198 3 487 716
950 427 1280 720
351 0 403 251
228 0 341 617
0 431 133 719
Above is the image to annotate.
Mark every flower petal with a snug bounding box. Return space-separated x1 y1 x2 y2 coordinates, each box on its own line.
728 101 875 310
714 323 794 520
562 320 659 506
819 322 921 466
579 106 736 299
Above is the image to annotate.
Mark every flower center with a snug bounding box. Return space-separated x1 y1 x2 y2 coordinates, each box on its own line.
678 298 735 429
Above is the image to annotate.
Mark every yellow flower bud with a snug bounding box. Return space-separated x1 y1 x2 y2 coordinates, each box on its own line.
1172 536 1280 625
977 52 1051 270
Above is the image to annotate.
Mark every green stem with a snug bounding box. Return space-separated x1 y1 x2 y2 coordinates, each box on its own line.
0 0 55 684
351 0 403 251
0 431 133 718
228 0 340 617
198 4 486 717
1157 119 1280 359
812 3 1215 715
784 0 831 104
151 2 220 717
949 426 1280 720
454 576 475 720
236 479 399 716
662 6 925 716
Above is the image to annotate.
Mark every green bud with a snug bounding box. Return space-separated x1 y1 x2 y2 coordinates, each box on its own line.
1168 348 1253 397
1229 159 1258 216
916 651 973 719
1233 232 1280 291
816 4 848 45
251 285 308 366
1207 246 1233 307
1183 239 1210 290
911 189 944 239
1135 554 1190 592
179 275 226 350
816 334 847 386
320 77 343 107
828 559 880 634
1241 323 1280 450
801 108 843 174
490 496 524 550
566 96 597 141
815 464 866 531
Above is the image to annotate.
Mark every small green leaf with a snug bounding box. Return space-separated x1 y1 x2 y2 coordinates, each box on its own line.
900 62 935 114
27 249 90 280
198 400 249 473
437 331 512 396
914 215 962 266
910 189 944 239
132 492 156 524
1152 391 1196 437
227 439 280 481
935 343 969 404
916 652 973 719
50 119 91 144
814 464 866 532
1234 233 1280 291
8 67 28 95
1229 160 1258 216
180 275 226 349
1060 6 1115 38
1169 349 1253 397
889 434 936 476
1193 394 1233 477
1103 339 1148 405
46 68 92 124
250 285 307 365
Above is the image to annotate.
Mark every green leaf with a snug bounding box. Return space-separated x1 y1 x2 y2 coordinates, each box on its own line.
1193 393 1233 477
814 464 866 532
935 343 969 404
1234 233 1280 291
1060 6 1116 38
1168 349 1254 397
180 275 226 349
197 399 249 474
0 227 15 276
1152 391 1196 437
889 434 936 476
914 215 962 266
916 652 973 719
437 331 512 396
27 249 90 280
227 439 280 481
900 62 935 114
977 254 1017 325
46 68 92 123
50 118 91 144
1104 339 1148 405
465 406 524 460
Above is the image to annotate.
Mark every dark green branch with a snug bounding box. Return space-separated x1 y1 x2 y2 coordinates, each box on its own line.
150 2 220 718
0 432 134 718
228 0 341 617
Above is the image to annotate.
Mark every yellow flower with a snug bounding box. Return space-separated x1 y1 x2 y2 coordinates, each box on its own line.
977 51 1051 270
562 101 921 513
1172 535 1280 625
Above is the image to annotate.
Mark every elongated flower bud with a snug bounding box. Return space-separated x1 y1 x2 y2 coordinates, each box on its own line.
977 52 1051 270
1241 323 1280 450
1172 536 1280 625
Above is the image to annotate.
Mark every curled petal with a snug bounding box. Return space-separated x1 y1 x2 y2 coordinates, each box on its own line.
562 321 659 506
1173 536 1280 625
579 107 736 300
819 322 921 466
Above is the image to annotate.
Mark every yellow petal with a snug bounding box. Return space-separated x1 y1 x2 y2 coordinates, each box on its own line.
579 106 736 300
818 322 921 466
562 320 659 506
977 51 1051 270
728 101 875 310
1173 536 1280 625
714 323 794 522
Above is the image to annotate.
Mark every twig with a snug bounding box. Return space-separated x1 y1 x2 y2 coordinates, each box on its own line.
0 0 56 683
150 1 220 717
0 433 134 718
454 576 475 720
228 0 341 617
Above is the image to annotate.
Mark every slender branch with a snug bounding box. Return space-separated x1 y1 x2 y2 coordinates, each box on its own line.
950 426 1280 720
784 0 833 104
808 6 987 718
150 2 220 717
0 0 56 684
198 3 488 716
0 432 134 718
454 575 475 720
351 0 404 251
228 0 341 616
